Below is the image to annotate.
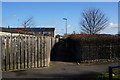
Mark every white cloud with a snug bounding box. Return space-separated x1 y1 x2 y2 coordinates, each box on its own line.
109 23 118 28
101 23 118 34
12 14 17 17
67 25 72 28
109 23 113 25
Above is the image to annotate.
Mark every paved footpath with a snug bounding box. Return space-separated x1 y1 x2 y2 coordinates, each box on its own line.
2 62 119 80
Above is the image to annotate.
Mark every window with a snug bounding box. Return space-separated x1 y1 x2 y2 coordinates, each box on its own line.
39 32 42 34
48 31 52 35
43 31 48 34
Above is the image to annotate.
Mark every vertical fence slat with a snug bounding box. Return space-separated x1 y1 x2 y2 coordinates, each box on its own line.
12 36 14 70
15 37 18 69
9 36 11 70
43 36 46 67
46 37 51 66
16 37 18 69
38 37 40 67
25 36 28 69
51 37 55 48
35 37 37 68
8 36 10 70
36 36 39 68
20 36 24 69
44 37 47 67
4 36 6 71
40 37 42 67
23 37 25 69
30 36 32 68
28 36 31 68
33 37 35 68
41 36 43 67
19 36 22 69
6 36 9 71
13 37 16 70
0 36 2 72
2 36 5 71
32 37 34 68
26 36 29 68
18 36 21 69
41 36 44 67
10 35 13 70
24 36 26 69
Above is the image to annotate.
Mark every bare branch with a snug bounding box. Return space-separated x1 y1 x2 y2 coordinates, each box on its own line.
22 17 34 28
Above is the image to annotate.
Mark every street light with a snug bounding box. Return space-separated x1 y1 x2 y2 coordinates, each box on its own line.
63 18 68 50
63 18 67 36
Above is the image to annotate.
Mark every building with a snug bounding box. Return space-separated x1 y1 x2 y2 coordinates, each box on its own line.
0 27 23 36
0 27 55 37
11 28 55 37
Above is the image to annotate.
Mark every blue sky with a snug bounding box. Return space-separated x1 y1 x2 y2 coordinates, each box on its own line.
1 0 119 2
2 2 118 35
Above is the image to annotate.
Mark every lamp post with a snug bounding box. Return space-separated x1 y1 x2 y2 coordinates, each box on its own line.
63 18 67 36
63 18 68 51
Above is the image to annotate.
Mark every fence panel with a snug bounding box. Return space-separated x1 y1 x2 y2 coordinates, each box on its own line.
1 35 58 71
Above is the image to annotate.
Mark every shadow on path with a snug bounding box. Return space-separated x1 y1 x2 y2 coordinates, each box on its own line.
50 39 78 62
2 72 101 80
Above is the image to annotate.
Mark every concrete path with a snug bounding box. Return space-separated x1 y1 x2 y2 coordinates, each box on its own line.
2 62 119 80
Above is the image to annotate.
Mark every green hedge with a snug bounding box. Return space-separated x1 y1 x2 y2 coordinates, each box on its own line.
66 34 120 62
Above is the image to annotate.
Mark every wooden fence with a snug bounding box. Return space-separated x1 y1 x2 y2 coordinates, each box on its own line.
1 35 59 71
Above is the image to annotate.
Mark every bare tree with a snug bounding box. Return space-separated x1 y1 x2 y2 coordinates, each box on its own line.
22 17 34 28
80 8 108 34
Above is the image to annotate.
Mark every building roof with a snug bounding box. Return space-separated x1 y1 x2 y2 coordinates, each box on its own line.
0 27 33 35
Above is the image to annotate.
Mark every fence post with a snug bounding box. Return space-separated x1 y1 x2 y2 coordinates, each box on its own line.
0 36 2 79
109 66 112 80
